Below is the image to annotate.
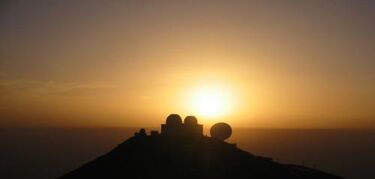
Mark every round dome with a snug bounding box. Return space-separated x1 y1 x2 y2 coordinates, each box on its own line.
166 114 183 125
210 122 232 140
184 116 198 125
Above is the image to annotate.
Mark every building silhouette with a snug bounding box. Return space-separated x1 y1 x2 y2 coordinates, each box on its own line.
160 114 203 137
183 115 203 137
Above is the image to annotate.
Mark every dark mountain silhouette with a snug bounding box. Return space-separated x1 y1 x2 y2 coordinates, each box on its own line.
59 114 343 179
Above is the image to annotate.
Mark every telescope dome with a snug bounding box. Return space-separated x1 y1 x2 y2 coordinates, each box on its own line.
166 114 183 125
184 116 198 126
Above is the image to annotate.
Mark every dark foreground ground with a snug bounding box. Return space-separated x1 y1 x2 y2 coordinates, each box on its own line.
1 128 374 179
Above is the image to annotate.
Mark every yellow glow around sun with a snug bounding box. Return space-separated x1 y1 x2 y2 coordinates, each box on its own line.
188 86 233 118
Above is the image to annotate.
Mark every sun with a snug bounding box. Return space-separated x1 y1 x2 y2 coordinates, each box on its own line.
188 86 233 118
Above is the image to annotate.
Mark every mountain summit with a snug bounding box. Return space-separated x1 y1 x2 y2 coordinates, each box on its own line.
59 114 343 179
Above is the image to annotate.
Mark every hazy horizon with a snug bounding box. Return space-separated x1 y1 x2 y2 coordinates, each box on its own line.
2 122 375 129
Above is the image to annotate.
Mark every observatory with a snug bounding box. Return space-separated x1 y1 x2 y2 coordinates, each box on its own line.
161 114 184 136
161 114 203 137
137 114 232 141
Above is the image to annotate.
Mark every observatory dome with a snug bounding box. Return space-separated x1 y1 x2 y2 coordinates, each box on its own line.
184 116 198 126
166 114 183 125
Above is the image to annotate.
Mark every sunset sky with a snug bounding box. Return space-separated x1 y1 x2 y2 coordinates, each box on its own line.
1 0 374 128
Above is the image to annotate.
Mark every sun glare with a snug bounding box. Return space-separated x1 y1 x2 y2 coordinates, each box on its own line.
188 86 233 119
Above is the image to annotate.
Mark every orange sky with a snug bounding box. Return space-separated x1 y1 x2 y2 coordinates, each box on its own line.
0 1 374 128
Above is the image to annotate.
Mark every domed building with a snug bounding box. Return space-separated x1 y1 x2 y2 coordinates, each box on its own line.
161 114 183 136
161 114 203 137
183 116 203 137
